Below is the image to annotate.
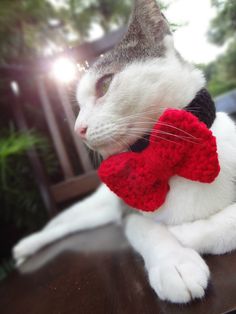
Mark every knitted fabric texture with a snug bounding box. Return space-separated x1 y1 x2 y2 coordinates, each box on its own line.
98 109 220 212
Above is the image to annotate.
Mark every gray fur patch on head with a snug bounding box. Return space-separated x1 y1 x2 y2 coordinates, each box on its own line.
93 0 171 75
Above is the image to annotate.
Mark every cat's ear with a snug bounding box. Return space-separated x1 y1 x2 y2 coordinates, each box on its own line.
125 0 171 44
92 0 172 71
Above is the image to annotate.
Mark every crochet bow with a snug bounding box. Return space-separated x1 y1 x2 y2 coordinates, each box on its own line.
98 109 220 212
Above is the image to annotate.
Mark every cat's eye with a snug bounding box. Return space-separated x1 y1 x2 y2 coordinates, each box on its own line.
96 74 113 99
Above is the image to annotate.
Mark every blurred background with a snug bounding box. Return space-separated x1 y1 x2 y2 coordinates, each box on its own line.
0 0 235 280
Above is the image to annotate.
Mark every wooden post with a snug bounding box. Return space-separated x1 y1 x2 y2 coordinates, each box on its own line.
36 78 74 180
10 80 58 217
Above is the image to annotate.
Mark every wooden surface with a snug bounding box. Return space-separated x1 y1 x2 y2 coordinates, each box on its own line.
51 171 100 204
1 224 236 314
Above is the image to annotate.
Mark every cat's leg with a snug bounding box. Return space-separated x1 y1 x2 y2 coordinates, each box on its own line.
125 214 210 303
13 184 121 265
44 184 121 230
169 203 236 254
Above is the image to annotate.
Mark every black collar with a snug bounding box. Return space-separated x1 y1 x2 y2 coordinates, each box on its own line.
130 89 216 152
184 89 216 128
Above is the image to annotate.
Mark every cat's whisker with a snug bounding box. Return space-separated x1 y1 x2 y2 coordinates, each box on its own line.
113 119 199 139
116 137 130 151
150 121 199 139
109 129 180 145
109 135 128 152
99 107 165 123
112 124 199 142
130 128 200 143
127 133 178 145
117 128 199 145
155 123 199 139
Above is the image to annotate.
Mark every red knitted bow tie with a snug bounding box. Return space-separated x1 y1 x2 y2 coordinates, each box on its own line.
98 109 220 212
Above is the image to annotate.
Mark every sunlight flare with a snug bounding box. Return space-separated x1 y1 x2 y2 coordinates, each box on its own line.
51 57 77 83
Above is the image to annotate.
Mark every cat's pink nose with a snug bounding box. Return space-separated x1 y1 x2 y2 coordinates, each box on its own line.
77 126 88 139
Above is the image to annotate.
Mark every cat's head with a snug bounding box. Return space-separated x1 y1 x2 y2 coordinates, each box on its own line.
75 0 205 158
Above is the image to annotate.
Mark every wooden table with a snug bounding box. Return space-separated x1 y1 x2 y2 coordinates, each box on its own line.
0 224 236 314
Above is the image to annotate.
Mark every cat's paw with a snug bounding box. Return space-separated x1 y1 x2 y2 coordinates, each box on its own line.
169 223 205 253
13 233 41 266
148 247 209 303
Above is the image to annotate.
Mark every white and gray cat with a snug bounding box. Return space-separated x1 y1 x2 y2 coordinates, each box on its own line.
13 0 236 304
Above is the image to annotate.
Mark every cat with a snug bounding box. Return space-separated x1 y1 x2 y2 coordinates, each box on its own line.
13 0 236 304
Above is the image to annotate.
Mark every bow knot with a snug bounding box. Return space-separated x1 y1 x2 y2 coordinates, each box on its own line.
98 109 220 212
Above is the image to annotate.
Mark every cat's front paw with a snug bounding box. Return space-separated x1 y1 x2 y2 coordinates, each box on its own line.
148 248 210 303
13 233 41 266
169 222 206 253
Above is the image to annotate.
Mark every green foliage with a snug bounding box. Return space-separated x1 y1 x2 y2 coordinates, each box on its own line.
208 0 236 83
203 0 236 96
0 128 55 280
65 0 132 37
0 130 43 160
198 58 236 97
0 0 134 63
0 129 52 232
208 79 236 97
65 0 174 37
208 0 236 45
0 0 58 62
220 41 236 81
0 0 171 64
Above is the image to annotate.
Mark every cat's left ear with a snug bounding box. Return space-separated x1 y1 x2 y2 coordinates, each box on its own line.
126 0 171 44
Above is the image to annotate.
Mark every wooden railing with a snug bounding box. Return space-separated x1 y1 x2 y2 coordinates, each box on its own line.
1 28 125 217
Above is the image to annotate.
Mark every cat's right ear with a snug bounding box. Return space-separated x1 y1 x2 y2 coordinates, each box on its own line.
125 0 171 45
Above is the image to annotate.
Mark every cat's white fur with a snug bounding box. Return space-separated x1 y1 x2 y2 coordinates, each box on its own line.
13 34 236 304
75 37 205 157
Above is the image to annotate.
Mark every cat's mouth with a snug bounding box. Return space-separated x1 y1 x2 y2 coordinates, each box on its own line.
129 134 150 153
